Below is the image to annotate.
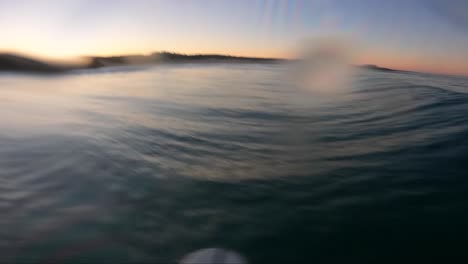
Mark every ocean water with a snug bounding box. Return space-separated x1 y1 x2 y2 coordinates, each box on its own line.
0 64 467 263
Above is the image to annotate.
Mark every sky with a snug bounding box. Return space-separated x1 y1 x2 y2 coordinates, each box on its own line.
1 0 468 75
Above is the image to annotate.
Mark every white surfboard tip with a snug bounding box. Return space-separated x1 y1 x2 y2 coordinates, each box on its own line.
180 248 247 264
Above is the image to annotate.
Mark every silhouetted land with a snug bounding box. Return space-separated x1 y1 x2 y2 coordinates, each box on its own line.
87 52 282 68
360 64 401 72
0 52 404 74
0 53 66 73
0 52 281 73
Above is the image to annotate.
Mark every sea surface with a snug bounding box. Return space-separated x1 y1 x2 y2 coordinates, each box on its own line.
0 64 467 263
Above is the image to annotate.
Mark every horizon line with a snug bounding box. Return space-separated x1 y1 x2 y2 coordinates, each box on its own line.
1 50 467 78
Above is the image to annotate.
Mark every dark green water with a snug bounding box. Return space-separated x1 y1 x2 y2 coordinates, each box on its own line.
1 64 467 263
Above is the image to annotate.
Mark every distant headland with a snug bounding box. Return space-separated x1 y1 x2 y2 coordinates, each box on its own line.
0 52 281 73
0 52 403 74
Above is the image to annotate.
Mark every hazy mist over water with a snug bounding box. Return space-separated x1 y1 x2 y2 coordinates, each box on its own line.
1 64 468 263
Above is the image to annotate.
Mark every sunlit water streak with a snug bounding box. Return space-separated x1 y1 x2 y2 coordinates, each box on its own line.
0 64 467 263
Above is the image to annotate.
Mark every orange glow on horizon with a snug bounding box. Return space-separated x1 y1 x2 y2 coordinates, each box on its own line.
0 41 291 61
355 50 468 76
2 44 468 76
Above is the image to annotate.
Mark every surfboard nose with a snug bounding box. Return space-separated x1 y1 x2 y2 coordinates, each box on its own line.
180 248 247 264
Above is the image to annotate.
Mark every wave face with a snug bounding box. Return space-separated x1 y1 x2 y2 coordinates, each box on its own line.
0 64 467 263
